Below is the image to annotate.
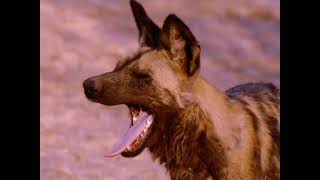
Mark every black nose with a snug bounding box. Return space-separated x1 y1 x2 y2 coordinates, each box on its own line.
83 79 97 97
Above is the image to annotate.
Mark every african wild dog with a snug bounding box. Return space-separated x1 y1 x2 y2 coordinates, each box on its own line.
83 0 280 179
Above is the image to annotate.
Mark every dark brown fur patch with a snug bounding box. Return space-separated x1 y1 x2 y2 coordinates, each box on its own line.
226 82 279 100
265 115 280 152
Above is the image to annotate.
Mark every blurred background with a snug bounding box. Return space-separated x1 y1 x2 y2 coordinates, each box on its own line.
40 0 279 179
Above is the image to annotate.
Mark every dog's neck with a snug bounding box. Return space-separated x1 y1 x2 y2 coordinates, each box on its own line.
149 103 226 179
190 78 242 148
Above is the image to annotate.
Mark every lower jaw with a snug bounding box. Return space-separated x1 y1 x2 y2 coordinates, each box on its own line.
121 127 154 157
104 106 156 157
121 147 145 157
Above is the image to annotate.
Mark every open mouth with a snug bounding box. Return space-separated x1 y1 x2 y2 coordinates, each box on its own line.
104 104 154 157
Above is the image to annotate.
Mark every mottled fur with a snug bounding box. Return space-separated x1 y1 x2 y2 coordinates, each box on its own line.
147 80 280 180
83 1 280 179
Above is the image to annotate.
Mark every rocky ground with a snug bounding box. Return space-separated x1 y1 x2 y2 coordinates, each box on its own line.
40 0 279 179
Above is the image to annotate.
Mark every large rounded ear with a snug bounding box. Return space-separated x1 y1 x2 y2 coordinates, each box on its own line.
161 14 201 76
130 0 161 48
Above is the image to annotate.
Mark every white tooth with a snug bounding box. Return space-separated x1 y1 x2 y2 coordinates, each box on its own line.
133 117 137 121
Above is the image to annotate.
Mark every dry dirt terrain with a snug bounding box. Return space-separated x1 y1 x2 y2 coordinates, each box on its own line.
40 0 279 179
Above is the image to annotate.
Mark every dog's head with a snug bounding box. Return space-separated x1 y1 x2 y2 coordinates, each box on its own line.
83 0 201 158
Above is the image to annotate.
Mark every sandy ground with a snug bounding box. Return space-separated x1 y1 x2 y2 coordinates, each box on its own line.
40 0 279 179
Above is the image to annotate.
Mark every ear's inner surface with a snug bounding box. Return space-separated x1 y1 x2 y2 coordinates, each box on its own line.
161 14 201 76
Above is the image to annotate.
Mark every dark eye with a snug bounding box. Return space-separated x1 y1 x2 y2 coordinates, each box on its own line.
135 72 151 79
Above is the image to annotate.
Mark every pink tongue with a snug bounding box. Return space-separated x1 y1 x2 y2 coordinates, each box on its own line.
104 111 152 157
